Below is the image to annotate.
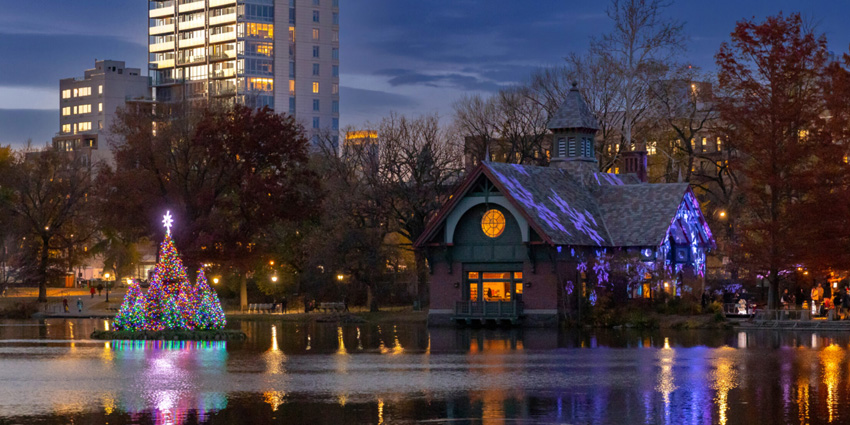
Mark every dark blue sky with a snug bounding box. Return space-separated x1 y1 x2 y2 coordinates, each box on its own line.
2 0 850 146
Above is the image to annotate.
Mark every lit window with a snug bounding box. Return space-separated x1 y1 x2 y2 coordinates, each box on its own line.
73 88 78 97
98 103 103 112
481 209 506 238
98 120 103 130
647 141 657 155
62 124 71 134
312 28 319 40
61 90 71 99
332 83 338 94
98 85 103 95
313 82 319 93
78 122 92 132
62 107 71 116
716 137 722 151
73 106 77 115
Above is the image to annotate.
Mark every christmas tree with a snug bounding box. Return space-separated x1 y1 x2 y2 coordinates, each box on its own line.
193 269 227 330
113 280 146 331
111 211 226 332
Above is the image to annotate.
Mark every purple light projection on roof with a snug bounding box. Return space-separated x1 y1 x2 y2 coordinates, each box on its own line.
490 169 571 235
549 190 605 246
510 163 530 176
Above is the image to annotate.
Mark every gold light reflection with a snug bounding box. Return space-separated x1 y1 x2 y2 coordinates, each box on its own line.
796 377 810 424
337 327 347 355
338 394 347 407
391 325 404 355
378 398 384 424
101 342 114 363
356 327 363 351
820 344 844 422
102 394 116 415
656 338 677 415
263 391 286 412
264 325 285 375
712 353 738 425
271 325 279 352
104 320 110 331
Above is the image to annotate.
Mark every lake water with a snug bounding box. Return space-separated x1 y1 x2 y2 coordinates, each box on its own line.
0 319 849 425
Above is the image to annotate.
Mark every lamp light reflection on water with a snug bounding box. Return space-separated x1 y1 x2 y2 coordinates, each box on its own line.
820 344 843 422
711 352 738 425
656 337 676 421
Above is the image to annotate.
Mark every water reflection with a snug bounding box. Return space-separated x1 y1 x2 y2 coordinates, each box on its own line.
8 321 850 424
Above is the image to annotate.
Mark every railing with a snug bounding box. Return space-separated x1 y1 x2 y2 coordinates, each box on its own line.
753 309 812 322
454 300 523 318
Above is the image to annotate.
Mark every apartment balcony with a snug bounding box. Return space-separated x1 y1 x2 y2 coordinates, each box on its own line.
179 18 205 31
209 52 238 62
209 0 236 7
149 2 175 18
150 59 175 69
149 41 175 53
210 69 237 79
149 23 175 35
210 32 236 44
210 13 237 26
178 0 204 13
177 56 207 66
178 37 205 48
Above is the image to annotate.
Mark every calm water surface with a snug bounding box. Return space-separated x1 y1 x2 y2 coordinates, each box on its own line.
0 318 848 424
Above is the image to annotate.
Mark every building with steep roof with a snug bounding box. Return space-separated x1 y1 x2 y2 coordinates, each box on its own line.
416 83 715 326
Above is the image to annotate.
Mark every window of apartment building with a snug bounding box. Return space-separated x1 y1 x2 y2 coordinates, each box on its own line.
289 97 296 114
289 26 295 42
332 83 338 94
290 61 296 78
241 4 273 22
313 82 320 93
332 48 339 60
247 77 274 92
333 0 339 7
701 137 707 151
332 118 339 130
62 124 71 134
78 104 91 114
240 23 273 39
312 63 320 76
79 122 92 132
289 7 295 24
313 117 320 129
98 85 103 95
73 88 78 97
313 11 320 23
240 58 274 76
312 28 319 40
332 31 339 42
333 12 339 25
62 90 71 99
73 106 78 115
313 99 320 111
312 46 320 58
239 41 271 57
290 79 296 95
312 0 319 5
647 141 657 155
98 121 103 130
717 137 723 152
62 107 71 116
79 87 91 97
332 65 339 77
332 100 339 113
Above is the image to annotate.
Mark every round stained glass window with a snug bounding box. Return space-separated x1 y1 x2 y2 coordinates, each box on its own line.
481 209 506 238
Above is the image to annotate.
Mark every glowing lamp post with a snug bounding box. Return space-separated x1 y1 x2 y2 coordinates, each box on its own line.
271 276 279 283
104 273 111 302
213 277 220 285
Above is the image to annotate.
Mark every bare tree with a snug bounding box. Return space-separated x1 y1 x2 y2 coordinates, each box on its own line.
0 150 94 302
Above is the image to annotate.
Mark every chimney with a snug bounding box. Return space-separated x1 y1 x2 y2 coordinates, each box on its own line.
622 151 648 183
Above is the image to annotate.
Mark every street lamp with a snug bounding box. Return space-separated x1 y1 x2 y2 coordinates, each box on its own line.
103 273 111 303
337 274 345 282
213 277 220 284
271 275 278 283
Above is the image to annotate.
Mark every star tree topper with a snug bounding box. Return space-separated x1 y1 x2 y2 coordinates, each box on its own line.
163 211 174 235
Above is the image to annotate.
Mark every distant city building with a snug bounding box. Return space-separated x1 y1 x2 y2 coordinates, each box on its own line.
343 130 378 174
53 59 150 165
147 0 340 144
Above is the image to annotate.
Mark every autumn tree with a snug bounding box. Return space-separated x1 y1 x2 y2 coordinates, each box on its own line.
715 13 835 308
100 102 321 309
0 149 94 302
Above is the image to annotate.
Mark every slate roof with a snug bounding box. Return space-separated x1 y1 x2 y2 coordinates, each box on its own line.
474 162 696 248
547 83 599 131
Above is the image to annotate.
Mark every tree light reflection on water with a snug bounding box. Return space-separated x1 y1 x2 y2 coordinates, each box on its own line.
2 319 850 424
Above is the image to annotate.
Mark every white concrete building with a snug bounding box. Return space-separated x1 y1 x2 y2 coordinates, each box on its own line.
53 60 151 165
148 0 340 146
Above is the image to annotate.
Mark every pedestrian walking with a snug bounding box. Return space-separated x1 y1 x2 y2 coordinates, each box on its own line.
90 286 95 299
780 289 790 309
811 284 824 316
96 283 104 296
62 298 69 313
76 298 83 313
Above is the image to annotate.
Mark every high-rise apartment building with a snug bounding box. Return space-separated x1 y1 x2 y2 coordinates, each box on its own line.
53 59 151 164
148 0 340 144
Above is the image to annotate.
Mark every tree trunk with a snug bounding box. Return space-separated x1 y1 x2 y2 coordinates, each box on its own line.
38 236 49 303
239 274 248 312
414 249 428 308
768 269 779 310
366 283 378 312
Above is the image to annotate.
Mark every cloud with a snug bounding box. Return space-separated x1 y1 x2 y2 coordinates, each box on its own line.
374 69 504 92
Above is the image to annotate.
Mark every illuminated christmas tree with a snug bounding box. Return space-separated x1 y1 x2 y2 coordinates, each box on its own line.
111 211 227 332
113 280 146 331
193 268 226 330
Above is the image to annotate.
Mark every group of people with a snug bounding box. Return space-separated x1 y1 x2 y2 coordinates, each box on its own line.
791 283 850 319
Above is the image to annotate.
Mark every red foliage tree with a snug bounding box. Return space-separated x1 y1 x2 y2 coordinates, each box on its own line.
716 13 850 308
